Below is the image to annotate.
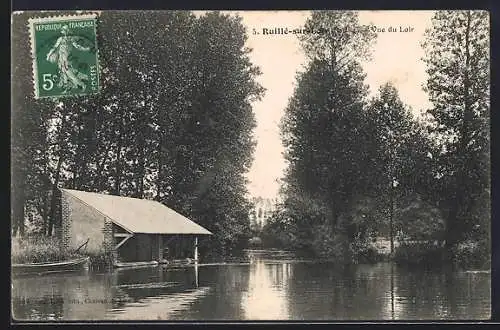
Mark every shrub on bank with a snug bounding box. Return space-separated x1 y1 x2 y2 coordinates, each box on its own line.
87 251 114 270
11 236 83 264
355 246 384 263
393 242 444 266
248 237 263 247
452 239 490 270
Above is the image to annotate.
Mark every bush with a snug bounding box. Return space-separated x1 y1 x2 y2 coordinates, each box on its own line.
261 210 297 250
11 236 83 264
452 239 490 269
248 236 263 247
355 245 383 263
311 224 346 260
395 195 445 242
393 242 444 266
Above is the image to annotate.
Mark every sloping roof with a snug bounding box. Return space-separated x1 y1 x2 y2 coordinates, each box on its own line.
61 189 212 235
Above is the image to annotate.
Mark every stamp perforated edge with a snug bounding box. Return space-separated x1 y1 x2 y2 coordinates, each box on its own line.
27 12 100 99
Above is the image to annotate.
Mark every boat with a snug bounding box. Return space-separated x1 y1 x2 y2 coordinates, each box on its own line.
114 259 201 269
114 260 159 268
11 256 89 275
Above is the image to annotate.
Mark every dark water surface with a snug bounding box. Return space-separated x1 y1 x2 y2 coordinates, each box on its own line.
12 250 490 320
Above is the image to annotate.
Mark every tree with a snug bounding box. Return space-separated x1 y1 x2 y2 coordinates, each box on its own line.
181 12 264 256
422 10 490 257
367 83 438 253
11 11 264 258
11 12 60 236
93 11 264 257
280 11 377 260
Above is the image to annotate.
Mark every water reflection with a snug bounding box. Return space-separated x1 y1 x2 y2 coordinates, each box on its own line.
12 270 115 320
11 252 491 321
108 265 210 320
241 258 291 319
12 266 209 321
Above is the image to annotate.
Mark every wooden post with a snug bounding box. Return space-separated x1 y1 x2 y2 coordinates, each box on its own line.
158 234 163 262
194 262 199 288
194 236 198 263
390 262 395 320
389 176 395 256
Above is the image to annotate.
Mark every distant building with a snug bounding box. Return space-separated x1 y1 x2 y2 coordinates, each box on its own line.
250 197 277 231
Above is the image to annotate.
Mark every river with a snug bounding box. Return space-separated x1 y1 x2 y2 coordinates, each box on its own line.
11 250 490 321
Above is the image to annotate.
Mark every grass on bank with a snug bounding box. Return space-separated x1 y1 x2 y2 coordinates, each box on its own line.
11 236 83 264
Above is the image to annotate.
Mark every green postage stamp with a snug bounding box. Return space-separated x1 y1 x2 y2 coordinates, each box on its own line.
28 14 100 98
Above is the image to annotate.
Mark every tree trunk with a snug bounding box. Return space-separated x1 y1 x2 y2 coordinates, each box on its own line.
156 130 163 201
389 180 395 255
12 173 26 237
137 147 145 198
134 118 146 198
47 154 64 236
47 112 69 236
43 193 49 236
96 143 112 191
114 114 124 195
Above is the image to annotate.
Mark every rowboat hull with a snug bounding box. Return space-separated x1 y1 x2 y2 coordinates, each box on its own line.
114 260 159 268
12 257 89 275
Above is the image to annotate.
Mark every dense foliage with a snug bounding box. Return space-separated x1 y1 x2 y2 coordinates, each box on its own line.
277 12 379 262
422 11 490 266
12 10 490 268
11 11 264 258
269 10 490 268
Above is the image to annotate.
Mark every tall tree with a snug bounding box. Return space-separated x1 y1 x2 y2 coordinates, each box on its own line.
180 12 264 256
367 83 439 251
280 11 377 259
11 12 59 236
12 11 264 257
422 10 490 255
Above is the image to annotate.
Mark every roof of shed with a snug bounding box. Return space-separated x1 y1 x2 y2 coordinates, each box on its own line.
61 189 212 235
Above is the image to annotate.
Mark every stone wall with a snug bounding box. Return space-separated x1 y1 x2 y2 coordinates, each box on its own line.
60 190 113 255
103 220 114 253
60 191 71 251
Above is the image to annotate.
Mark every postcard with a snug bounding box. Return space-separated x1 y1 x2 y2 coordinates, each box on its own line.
11 10 491 321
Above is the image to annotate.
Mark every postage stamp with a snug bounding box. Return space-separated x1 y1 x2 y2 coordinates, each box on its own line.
28 14 100 98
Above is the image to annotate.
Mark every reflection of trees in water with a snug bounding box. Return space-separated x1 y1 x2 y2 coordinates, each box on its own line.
172 264 251 320
108 264 250 320
286 263 395 320
381 264 490 320
241 259 291 320
12 275 64 320
285 262 489 320
394 266 458 319
11 262 490 320
266 262 290 288
12 271 114 320
12 295 64 321
286 263 335 319
93 266 212 320
112 266 199 303
106 286 213 320
112 286 133 310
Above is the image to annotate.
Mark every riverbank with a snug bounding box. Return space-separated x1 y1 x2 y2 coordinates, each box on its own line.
11 236 83 264
257 240 489 271
11 236 112 271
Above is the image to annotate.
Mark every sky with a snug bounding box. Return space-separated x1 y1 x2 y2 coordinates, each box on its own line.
225 10 436 200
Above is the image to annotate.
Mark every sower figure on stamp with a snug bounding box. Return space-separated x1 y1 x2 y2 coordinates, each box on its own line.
46 25 90 93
